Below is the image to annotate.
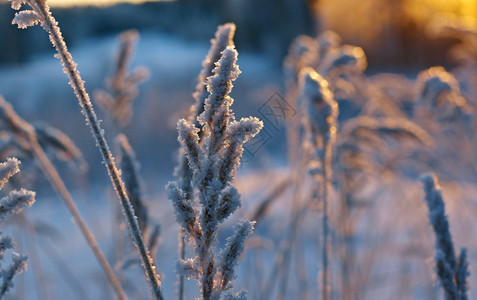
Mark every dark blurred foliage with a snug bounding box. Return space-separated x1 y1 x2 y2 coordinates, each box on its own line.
0 0 314 66
0 0 472 70
310 0 466 72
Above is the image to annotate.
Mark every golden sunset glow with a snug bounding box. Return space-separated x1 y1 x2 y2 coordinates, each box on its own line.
405 0 477 24
318 0 477 52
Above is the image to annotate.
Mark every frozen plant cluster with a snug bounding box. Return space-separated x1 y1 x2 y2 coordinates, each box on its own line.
0 158 35 299
167 35 262 299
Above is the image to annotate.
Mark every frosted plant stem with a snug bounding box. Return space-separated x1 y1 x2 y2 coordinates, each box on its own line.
28 2 164 299
172 24 235 300
320 117 335 300
420 174 469 300
176 159 192 300
178 230 185 300
169 45 261 299
321 146 331 300
337 174 354 300
297 68 337 300
27 136 128 300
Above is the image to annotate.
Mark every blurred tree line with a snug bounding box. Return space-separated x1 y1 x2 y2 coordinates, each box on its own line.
0 0 472 70
0 0 314 65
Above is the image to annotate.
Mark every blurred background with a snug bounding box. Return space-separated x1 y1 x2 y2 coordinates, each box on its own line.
1 0 476 68
1 1 477 299
1 0 476 181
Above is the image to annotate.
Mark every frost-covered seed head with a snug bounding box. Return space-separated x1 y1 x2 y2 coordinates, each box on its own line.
0 158 20 190
10 0 49 31
169 26 259 299
223 290 248 300
166 181 200 239
0 252 28 298
435 251 460 299
226 117 263 145
417 67 455 105
415 66 471 122
12 10 41 29
191 23 236 124
95 29 149 127
176 258 201 280
0 189 36 221
198 46 241 132
317 31 342 54
321 45 367 75
420 173 456 267
456 248 470 297
0 235 14 260
419 173 469 299
177 119 202 174
218 118 263 184
217 186 241 222
283 35 320 83
219 220 255 291
298 67 339 148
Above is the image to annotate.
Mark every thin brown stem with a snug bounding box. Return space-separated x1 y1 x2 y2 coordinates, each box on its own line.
28 135 128 300
321 136 333 300
32 2 163 298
